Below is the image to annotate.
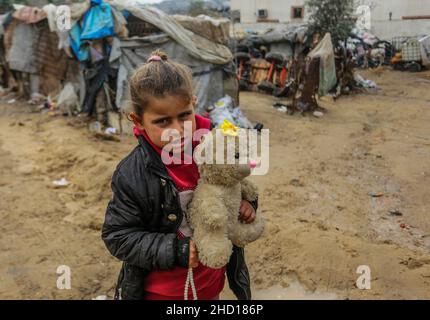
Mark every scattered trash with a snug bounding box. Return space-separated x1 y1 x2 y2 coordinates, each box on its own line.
272 103 288 113
28 93 45 105
89 121 102 133
389 209 403 217
400 223 407 229
207 95 254 129
230 107 254 129
57 83 79 116
8 99 16 104
53 178 70 187
104 127 117 135
369 191 384 198
354 73 378 89
207 95 236 127
313 111 324 118
94 132 120 142
92 295 108 300
290 179 304 187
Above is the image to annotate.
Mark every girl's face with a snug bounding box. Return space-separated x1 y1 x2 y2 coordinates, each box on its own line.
133 94 197 150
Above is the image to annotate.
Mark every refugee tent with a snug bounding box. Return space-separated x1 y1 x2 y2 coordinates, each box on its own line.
107 2 237 133
172 14 230 45
234 24 309 61
110 7 233 117
0 4 86 102
0 0 238 134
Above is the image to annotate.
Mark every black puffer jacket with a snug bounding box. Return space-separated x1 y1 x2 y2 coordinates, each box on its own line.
101 135 256 300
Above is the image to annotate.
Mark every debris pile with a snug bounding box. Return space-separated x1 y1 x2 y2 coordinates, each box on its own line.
231 23 429 115
0 0 247 133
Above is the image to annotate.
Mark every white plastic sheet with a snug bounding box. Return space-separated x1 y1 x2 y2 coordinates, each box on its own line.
308 33 337 97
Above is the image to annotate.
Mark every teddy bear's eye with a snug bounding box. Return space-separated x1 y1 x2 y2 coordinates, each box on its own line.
235 152 240 159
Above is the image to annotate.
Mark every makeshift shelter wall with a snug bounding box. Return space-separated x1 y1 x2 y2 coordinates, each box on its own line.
126 14 161 37
6 22 38 74
270 43 293 60
112 34 231 118
33 21 70 96
108 2 233 65
173 14 230 45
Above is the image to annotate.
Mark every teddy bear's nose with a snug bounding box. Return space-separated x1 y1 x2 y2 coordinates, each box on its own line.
249 160 257 169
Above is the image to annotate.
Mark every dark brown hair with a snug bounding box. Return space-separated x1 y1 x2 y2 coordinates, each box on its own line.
129 50 194 117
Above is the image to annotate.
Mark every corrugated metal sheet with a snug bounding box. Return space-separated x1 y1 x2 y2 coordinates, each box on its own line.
26 20 69 95
33 21 69 80
126 14 161 38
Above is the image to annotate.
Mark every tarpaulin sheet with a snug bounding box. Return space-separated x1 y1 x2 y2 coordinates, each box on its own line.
43 3 90 52
69 0 115 62
7 22 38 73
69 22 90 62
12 6 47 24
81 1 115 40
173 14 230 45
419 35 430 67
308 33 337 97
245 25 308 45
109 1 232 65
111 34 225 115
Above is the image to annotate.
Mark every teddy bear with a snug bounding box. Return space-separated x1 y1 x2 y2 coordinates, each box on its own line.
186 126 265 269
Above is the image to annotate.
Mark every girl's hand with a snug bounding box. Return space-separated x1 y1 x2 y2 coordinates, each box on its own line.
189 240 199 268
239 200 256 224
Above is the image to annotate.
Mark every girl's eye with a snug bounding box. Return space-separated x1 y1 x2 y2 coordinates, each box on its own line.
179 112 192 120
155 118 170 126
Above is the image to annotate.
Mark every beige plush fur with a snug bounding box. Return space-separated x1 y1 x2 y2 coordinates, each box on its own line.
187 129 265 269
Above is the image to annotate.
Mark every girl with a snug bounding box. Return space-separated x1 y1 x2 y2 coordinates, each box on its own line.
102 50 258 300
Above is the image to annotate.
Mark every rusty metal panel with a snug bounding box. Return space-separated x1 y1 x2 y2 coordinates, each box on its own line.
33 21 69 80
126 14 161 38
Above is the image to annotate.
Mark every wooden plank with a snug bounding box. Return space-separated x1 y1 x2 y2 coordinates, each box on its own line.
402 15 430 20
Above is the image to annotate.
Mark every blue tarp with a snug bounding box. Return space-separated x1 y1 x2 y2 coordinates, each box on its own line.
81 1 115 40
69 0 115 62
69 23 89 62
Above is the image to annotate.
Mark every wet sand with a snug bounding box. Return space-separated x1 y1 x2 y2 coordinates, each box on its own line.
0 68 429 299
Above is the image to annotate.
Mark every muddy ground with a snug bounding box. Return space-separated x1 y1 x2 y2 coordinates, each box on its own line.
0 68 430 299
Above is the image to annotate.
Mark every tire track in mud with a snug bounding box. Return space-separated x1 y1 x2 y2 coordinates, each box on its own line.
347 112 430 253
238 81 430 299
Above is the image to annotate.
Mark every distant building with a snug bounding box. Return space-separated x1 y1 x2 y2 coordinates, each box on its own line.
359 0 430 39
231 0 430 40
231 0 307 24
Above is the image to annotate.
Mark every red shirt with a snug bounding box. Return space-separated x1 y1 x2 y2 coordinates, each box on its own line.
133 114 226 300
